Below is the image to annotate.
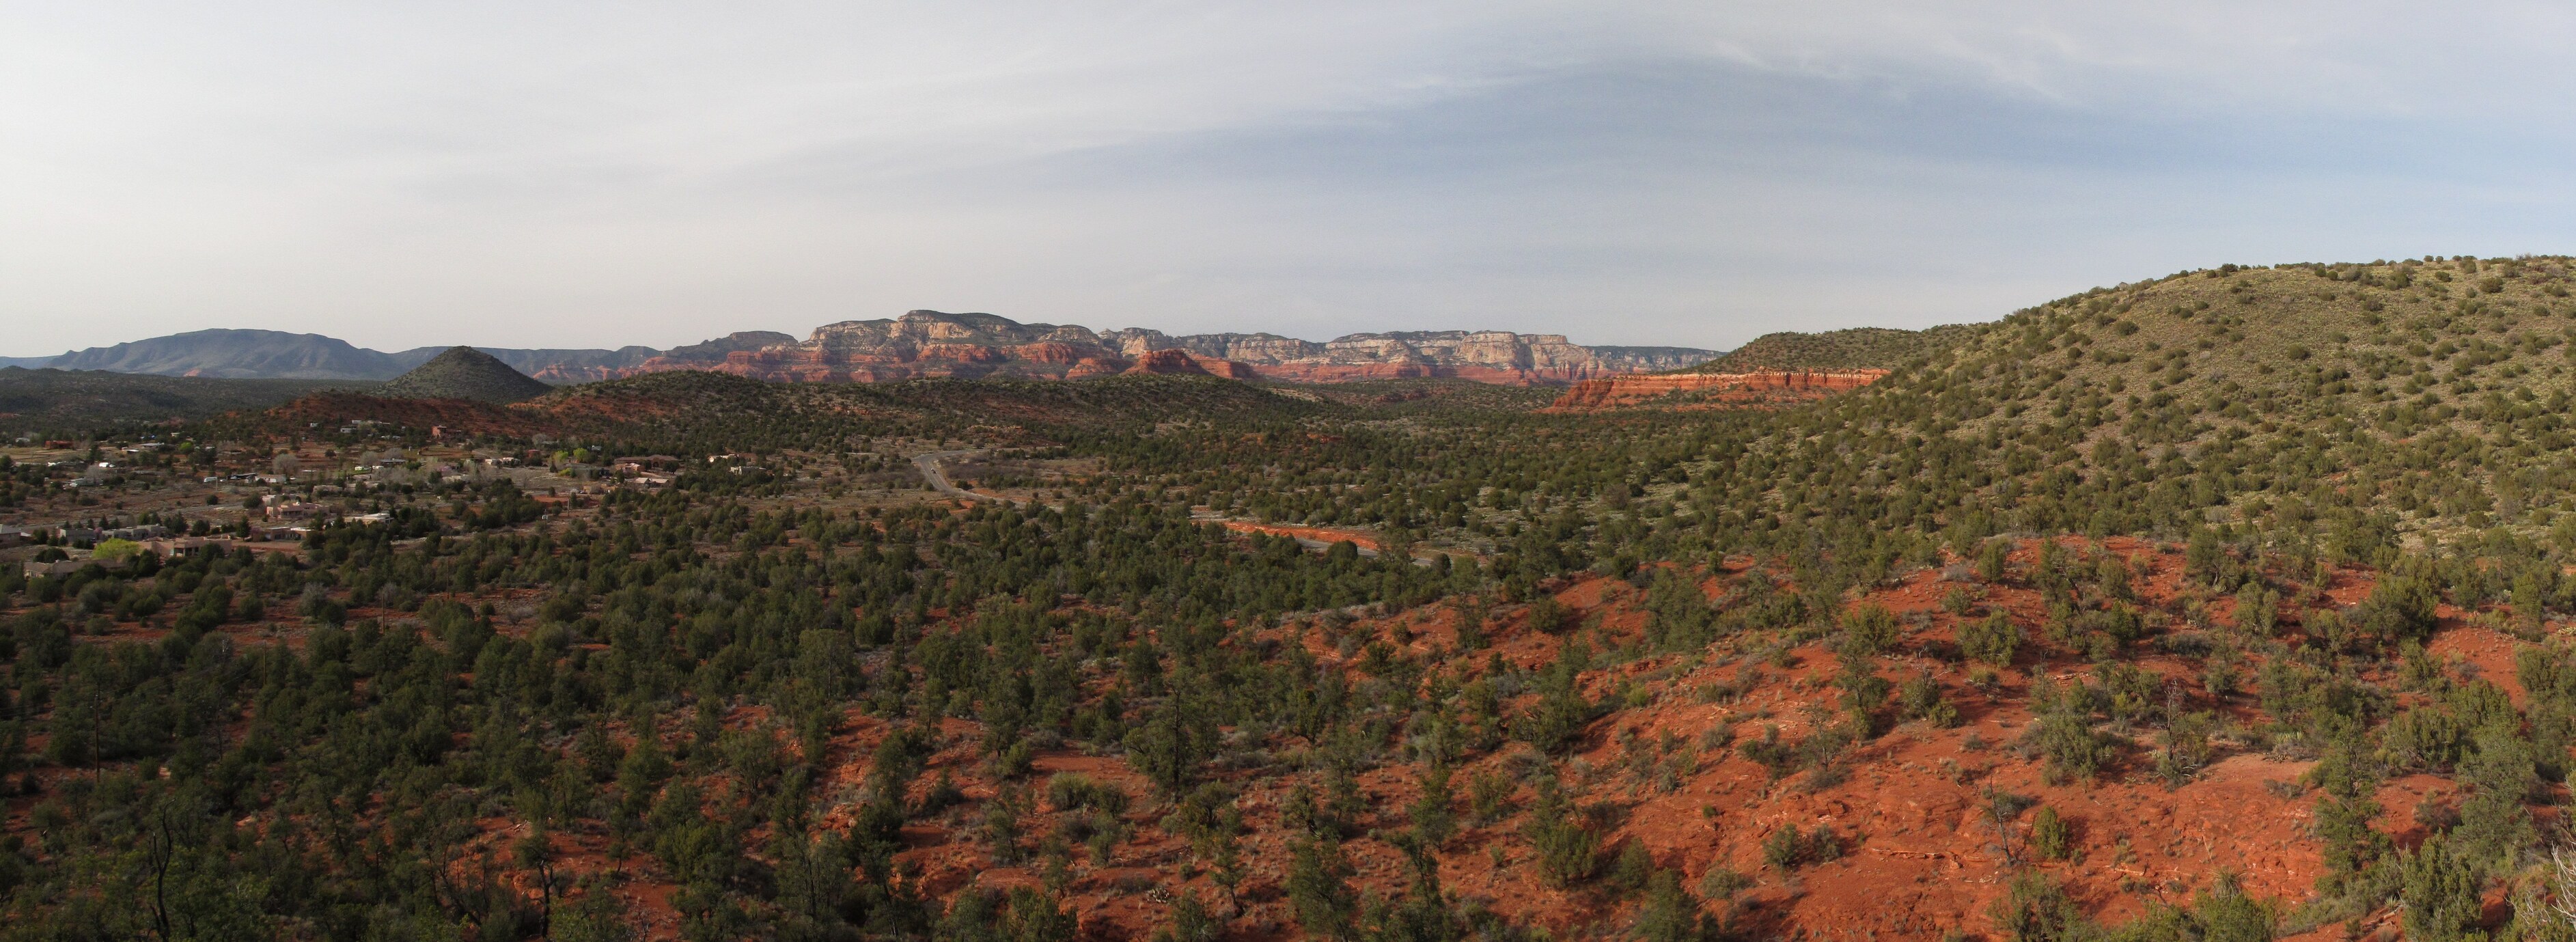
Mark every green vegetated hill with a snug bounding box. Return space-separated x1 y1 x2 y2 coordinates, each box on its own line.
544 370 1325 435
1681 324 1980 373
208 370 1338 455
42 328 413 380
0 367 376 435
378 346 556 403
1285 378 1565 413
1720 257 2576 550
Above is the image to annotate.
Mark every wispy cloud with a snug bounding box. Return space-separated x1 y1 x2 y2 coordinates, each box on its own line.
3 3 2573 355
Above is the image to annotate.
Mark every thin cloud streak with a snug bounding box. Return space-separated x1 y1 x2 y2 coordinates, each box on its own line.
3 3 2574 355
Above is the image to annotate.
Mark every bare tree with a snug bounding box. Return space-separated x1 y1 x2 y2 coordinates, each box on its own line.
2549 846 2576 928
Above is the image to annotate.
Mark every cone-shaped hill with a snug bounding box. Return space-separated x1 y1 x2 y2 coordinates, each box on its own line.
377 346 554 404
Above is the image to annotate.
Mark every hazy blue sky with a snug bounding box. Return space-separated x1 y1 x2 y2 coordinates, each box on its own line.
6 2 2575 355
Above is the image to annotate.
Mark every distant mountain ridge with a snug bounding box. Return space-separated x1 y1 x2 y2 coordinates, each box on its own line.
0 366 373 434
18 317 1715 387
46 329 413 380
724 311 1718 385
28 328 795 384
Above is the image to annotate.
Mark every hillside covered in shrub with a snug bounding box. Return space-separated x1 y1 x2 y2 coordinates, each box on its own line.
8 258 2576 941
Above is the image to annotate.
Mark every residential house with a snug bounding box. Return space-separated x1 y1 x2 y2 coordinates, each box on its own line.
266 501 322 521
22 554 124 579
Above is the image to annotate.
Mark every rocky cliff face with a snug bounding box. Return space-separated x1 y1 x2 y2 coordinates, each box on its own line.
1097 329 1513 383
642 311 1709 386
674 311 1132 383
1101 324 1719 385
1123 348 1260 378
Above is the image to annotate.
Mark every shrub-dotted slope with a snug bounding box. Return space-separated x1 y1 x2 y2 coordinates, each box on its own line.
1683 325 1978 374
1703 258 2576 549
0 367 375 434
378 346 556 404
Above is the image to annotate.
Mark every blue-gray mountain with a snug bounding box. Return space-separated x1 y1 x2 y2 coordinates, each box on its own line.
29 329 796 383
18 319 1718 386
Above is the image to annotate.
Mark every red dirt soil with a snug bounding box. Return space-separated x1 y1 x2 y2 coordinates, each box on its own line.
16 535 2537 941
691 537 2460 940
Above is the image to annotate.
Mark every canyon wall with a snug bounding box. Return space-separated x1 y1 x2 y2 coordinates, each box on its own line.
622 311 1716 386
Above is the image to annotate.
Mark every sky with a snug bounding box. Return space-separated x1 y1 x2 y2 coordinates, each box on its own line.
6 2 2576 356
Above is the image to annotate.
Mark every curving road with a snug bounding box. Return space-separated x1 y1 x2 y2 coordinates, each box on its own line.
912 450 995 502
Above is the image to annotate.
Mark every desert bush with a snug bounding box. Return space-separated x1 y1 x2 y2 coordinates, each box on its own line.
2399 837 2484 942
1697 865 1751 902
2028 805 2072 861
1524 777 1601 887
2024 710 2112 784
1759 823 1840 871
1467 770 1517 825
2155 712 2219 787
1286 838 1359 941
2353 571 2440 645
1838 603 1900 657
1045 773 1130 815
1408 765 1457 847
1989 871 2090 942
1528 816 1601 887
2377 706 2467 771
1959 610 2021 666
1899 673 1961 728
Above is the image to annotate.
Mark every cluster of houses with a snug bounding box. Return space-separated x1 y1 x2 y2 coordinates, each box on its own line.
0 442 734 579
611 454 681 488
20 552 120 579
11 523 169 577
6 514 352 577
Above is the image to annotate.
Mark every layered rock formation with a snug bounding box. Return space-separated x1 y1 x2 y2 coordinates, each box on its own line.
689 312 1136 383
1546 370 1889 411
688 311 1715 386
1124 348 1259 379
26 314 1714 387
573 331 804 383
1100 328 1711 384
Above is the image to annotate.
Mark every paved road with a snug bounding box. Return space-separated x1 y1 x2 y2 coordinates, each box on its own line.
912 450 995 502
1279 534 1381 558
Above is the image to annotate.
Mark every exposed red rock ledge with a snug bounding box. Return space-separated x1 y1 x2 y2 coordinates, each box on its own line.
1545 369 1889 411
1124 348 1258 378
575 311 1716 387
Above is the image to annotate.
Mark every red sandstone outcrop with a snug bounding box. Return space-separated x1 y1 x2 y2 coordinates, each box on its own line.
567 311 1716 387
1122 348 1257 378
1102 327 1713 385
1545 370 1889 411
